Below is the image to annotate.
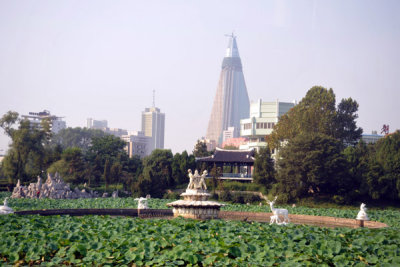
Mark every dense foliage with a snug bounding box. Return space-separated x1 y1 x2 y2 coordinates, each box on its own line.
1 195 400 266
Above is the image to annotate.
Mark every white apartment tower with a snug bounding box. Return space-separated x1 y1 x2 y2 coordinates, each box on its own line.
22 110 66 134
141 107 165 151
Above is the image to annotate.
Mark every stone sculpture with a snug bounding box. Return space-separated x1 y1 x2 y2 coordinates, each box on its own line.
135 197 149 209
11 173 97 199
265 196 290 224
187 169 207 190
167 169 223 219
0 197 14 215
356 203 369 221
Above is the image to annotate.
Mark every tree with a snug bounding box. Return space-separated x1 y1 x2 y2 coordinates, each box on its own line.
1 112 50 184
367 130 400 200
342 141 370 200
103 159 111 190
171 151 196 186
209 163 222 194
253 146 276 191
135 149 173 197
85 135 128 186
269 86 362 149
51 127 107 152
334 98 363 146
47 147 86 184
275 133 349 202
193 140 211 157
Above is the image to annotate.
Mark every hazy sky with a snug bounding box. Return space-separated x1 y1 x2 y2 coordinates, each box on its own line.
1 0 399 154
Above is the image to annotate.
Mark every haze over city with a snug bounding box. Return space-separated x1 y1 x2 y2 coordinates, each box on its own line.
1 0 399 154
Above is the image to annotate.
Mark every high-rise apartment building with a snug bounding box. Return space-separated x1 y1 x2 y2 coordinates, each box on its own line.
22 110 66 134
206 34 250 145
141 107 165 151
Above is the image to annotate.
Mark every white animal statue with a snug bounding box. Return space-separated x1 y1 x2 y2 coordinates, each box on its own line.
269 214 279 225
135 197 149 209
0 197 14 215
265 196 290 224
356 203 369 221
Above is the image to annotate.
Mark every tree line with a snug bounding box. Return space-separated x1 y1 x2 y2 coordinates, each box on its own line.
1 86 399 203
254 86 400 204
0 113 195 197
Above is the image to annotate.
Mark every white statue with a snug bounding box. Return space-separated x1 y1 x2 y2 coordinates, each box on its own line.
187 169 207 190
265 196 290 224
270 214 279 225
187 169 194 189
356 203 369 221
0 197 14 215
200 170 208 190
135 197 148 209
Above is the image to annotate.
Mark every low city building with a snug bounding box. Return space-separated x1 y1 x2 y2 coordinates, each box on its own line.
239 99 295 152
122 131 152 158
22 110 66 134
361 131 384 144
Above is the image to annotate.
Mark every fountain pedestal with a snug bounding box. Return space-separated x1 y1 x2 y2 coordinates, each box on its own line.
167 170 224 220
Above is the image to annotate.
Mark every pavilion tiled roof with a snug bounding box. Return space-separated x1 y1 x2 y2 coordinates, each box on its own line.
196 148 255 163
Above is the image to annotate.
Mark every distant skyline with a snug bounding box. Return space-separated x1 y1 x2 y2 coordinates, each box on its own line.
1 0 399 154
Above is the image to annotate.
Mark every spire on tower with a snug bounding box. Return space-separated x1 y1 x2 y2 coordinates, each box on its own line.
152 90 155 108
225 32 239 58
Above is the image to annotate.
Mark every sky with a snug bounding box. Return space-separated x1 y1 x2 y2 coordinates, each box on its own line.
0 0 399 154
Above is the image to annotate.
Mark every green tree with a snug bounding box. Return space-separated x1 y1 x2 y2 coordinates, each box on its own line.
171 151 196 186
47 147 86 184
135 149 173 198
367 130 400 200
209 163 222 194
51 127 106 152
275 133 349 202
253 146 276 191
1 112 50 184
103 159 111 190
85 135 128 186
193 140 211 157
269 86 362 149
334 98 363 146
342 141 370 200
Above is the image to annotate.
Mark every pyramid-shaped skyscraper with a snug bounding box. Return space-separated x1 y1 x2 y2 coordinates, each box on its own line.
206 34 250 145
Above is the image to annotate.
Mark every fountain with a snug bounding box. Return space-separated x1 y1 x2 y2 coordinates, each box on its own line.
167 169 224 219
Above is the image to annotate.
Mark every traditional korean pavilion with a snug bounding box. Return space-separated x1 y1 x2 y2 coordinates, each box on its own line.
196 148 255 181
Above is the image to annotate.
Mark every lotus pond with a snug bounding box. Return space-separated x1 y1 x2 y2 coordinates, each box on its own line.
1 193 400 266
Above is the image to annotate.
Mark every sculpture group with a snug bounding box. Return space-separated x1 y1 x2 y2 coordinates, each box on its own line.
187 169 207 190
11 173 97 199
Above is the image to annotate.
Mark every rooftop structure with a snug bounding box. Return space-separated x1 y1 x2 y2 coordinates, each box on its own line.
206 34 250 145
21 110 66 134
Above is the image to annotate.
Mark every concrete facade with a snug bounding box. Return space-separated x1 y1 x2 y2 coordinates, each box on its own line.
240 99 295 151
206 34 250 145
21 110 66 134
87 118 108 129
141 107 165 151
122 131 152 158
